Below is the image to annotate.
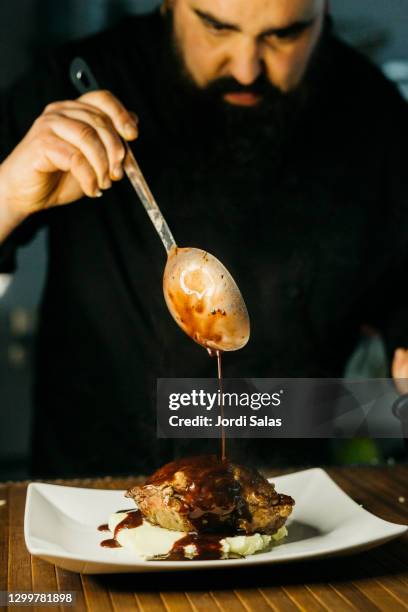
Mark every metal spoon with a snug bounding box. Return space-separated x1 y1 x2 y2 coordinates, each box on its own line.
70 58 250 352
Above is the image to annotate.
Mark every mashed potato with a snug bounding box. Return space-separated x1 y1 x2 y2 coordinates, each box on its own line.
108 512 287 560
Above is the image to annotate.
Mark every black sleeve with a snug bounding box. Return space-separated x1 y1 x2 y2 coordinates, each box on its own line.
368 86 408 368
0 50 77 272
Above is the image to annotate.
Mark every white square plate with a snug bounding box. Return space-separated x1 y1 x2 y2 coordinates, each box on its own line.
24 468 407 574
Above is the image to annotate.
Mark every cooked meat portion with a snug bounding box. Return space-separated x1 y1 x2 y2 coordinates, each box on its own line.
126 455 294 535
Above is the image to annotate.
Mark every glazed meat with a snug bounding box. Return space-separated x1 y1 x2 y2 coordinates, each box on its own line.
126 455 294 535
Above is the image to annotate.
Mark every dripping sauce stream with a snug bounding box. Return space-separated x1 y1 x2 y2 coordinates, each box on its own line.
216 350 226 461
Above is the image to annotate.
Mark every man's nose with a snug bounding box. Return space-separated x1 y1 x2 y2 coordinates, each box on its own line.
228 39 262 86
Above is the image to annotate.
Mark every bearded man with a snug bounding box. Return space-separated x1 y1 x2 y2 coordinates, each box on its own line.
0 0 407 477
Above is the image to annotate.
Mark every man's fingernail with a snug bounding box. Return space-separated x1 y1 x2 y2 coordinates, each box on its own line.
124 123 138 140
112 164 123 180
102 177 112 190
95 190 103 198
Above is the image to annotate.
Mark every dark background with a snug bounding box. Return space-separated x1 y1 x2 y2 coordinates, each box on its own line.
1 1 407 480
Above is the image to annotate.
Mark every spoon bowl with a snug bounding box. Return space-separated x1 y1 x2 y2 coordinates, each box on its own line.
163 247 250 352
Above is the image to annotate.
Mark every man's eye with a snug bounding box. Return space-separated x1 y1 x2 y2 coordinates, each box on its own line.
203 18 228 33
266 24 310 42
276 31 300 40
267 31 298 42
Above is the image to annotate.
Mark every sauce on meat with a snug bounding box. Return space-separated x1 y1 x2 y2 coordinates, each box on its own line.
145 454 253 533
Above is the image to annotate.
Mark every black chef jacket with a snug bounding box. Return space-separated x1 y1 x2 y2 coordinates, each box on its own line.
1 12 408 477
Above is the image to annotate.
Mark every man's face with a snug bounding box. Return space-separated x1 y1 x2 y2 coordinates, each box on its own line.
168 0 326 107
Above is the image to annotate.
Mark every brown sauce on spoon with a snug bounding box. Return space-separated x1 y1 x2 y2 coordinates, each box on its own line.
164 257 235 351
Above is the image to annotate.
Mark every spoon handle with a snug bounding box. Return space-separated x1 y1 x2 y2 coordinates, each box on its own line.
122 146 176 253
69 57 177 254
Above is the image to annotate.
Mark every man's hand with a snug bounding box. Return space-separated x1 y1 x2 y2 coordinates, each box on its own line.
392 348 408 395
0 90 138 241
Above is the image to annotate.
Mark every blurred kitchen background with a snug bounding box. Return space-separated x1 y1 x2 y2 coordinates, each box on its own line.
0 0 407 480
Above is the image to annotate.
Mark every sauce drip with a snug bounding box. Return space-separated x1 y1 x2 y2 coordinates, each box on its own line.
100 538 121 548
165 533 224 561
216 350 226 461
113 509 143 538
207 348 226 461
99 509 143 549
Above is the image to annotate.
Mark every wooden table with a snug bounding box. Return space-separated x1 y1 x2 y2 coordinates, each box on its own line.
1 466 407 611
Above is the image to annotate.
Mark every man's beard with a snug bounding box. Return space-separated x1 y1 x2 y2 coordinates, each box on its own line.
157 11 333 169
